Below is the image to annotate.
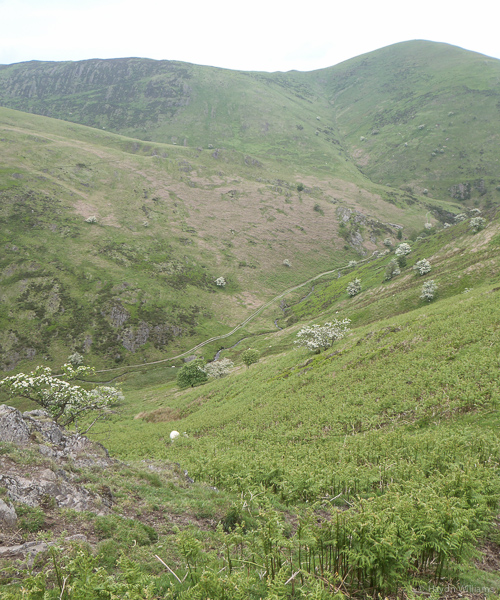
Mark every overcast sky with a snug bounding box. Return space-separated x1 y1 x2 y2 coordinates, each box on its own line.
1 0 499 72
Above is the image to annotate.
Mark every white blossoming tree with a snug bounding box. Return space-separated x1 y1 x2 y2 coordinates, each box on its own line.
201 358 234 379
295 318 350 352
413 259 431 275
0 363 123 433
215 276 226 287
420 280 437 301
347 278 361 297
395 243 411 257
470 217 486 232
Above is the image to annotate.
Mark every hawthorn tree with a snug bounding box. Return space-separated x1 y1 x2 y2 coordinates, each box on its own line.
176 359 208 388
395 243 411 257
347 279 361 297
295 318 350 352
0 363 123 433
413 259 431 275
201 358 234 379
420 280 437 301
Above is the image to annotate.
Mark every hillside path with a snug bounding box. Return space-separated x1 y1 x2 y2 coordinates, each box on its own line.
95 255 374 374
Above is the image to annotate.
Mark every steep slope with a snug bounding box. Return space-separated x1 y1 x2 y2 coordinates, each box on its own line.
0 57 353 178
310 40 500 200
3 211 498 599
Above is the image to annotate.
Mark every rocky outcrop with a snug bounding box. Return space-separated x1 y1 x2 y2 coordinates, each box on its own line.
0 535 88 564
0 405 115 513
0 498 17 528
0 469 99 511
0 404 32 444
0 405 112 467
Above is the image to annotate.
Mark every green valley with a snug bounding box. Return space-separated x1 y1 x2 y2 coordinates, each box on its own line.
1 40 500 599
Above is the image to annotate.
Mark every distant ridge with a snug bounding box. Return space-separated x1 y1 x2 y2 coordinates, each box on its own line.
1 40 499 200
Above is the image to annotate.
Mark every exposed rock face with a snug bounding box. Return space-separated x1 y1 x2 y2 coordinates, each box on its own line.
0 470 97 511
0 405 114 513
0 498 17 527
105 303 130 328
449 182 472 200
0 405 111 466
120 321 150 352
0 404 31 443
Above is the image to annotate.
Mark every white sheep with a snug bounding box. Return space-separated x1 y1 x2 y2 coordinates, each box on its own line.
170 430 180 442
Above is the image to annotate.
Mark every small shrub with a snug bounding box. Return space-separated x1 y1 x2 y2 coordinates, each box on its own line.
220 506 257 532
347 260 357 268
16 504 45 532
94 514 158 546
176 359 208 388
85 215 97 224
282 259 291 267
383 238 392 247
385 259 400 281
454 213 467 223
347 278 361 297
215 276 226 287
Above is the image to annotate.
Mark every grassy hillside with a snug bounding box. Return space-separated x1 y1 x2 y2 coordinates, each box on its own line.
315 41 500 201
1 40 500 599
2 209 499 599
0 106 454 371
